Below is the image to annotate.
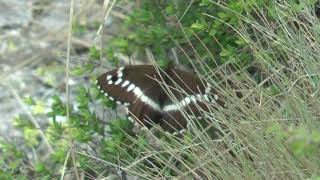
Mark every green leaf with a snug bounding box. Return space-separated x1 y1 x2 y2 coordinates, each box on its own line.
32 100 46 114
165 5 175 15
23 96 35 105
132 9 153 24
24 128 40 147
71 64 95 76
35 162 49 175
217 12 227 19
219 48 231 57
13 115 34 129
48 95 66 117
191 22 206 30
71 66 86 76
51 147 67 164
112 38 129 53
199 0 210 6
89 46 100 60
235 37 246 45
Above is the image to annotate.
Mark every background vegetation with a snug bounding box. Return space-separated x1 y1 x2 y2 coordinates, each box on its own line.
0 0 320 179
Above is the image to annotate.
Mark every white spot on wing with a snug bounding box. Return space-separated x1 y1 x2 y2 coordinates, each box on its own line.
163 104 178 111
108 80 113 85
118 67 124 71
107 75 112 80
140 95 161 111
127 84 135 92
182 97 191 106
109 97 114 101
163 93 211 112
163 95 195 111
118 72 123 77
133 87 143 97
114 78 122 85
121 80 130 87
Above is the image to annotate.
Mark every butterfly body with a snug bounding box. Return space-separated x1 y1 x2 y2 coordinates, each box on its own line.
96 65 222 133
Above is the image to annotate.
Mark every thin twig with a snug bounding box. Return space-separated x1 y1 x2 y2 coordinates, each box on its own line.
65 0 73 127
66 0 80 179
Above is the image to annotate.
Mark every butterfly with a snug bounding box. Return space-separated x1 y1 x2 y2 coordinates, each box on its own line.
96 65 224 134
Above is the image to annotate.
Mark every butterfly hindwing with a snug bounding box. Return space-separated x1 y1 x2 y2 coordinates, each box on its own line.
158 68 212 131
159 111 187 133
128 100 163 128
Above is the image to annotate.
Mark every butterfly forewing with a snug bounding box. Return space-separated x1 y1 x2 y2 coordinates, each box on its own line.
97 65 168 129
97 65 163 106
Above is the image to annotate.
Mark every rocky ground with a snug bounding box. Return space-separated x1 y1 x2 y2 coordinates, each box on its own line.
0 0 119 139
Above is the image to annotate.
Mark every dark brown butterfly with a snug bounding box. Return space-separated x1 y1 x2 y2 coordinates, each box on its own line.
96 65 224 134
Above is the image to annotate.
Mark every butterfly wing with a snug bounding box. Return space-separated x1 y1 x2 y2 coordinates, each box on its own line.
128 100 163 128
97 65 224 133
160 68 223 132
97 65 165 126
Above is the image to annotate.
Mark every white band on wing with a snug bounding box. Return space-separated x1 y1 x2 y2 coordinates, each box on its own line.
163 93 211 112
132 85 162 112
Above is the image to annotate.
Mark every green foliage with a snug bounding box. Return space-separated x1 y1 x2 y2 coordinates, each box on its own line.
104 47 120 66
89 46 120 66
113 0 256 68
34 162 50 177
13 115 34 129
89 46 100 60
111 38 129 54
23 96 35 105
267 123 320 158
48 95 67 117
0 140 27 179
101 119 135 163
71 63 95 76
13 116 40 148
